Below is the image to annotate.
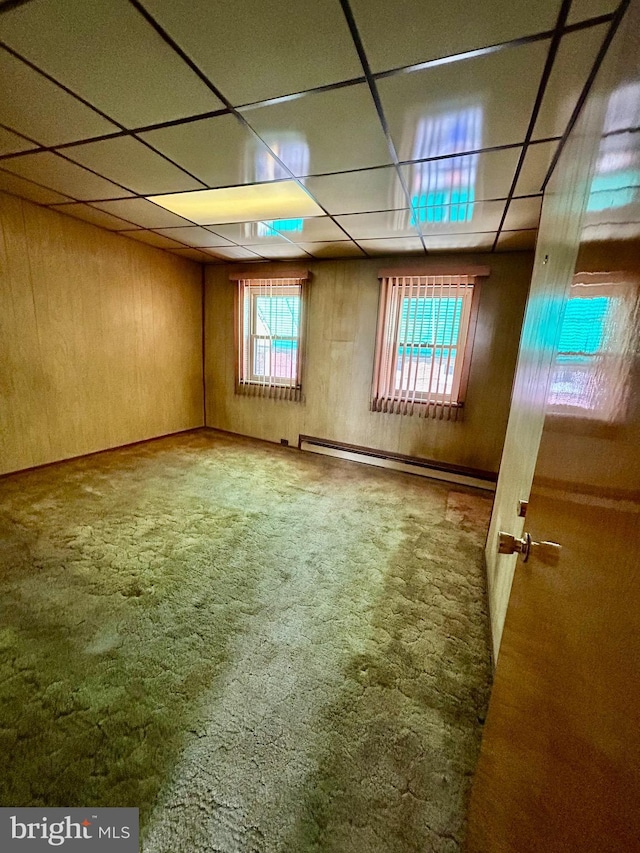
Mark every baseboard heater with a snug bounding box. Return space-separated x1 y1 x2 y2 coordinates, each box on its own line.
298 435 497 492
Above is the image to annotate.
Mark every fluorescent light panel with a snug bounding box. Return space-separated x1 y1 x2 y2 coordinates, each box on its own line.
149 181 324 225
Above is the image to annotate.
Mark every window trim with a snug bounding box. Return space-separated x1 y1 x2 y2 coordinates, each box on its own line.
232 272 309 401
372 268 487 420
389 282 474 405
247 284 302 387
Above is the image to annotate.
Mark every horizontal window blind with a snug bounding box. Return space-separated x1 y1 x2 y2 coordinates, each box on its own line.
236 277 306 401
371 274 477 421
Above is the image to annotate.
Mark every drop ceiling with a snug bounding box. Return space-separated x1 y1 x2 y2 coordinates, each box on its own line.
0 0 625 263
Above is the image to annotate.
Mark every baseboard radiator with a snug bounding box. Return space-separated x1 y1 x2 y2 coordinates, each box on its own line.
298 435 497 492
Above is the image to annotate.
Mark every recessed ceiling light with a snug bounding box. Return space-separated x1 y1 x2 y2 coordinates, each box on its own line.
148 181 324 225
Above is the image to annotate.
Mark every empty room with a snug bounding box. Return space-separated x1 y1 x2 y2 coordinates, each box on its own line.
1 0 639 851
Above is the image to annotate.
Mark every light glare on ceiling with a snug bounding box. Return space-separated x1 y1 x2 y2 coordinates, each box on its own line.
148 181 324 225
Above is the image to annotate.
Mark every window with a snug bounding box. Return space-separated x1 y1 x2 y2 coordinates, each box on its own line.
371 271 485 420
548 274 638 422
234 275 307 401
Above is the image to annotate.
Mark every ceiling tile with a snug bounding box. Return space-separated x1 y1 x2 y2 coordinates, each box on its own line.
140 115 285 188
271 216 346 243
0 49 117 146
172 247 223 263
141 0 362 105
196 248 243 261
495 229 538 250
515 140 559 194
52 202 136 230
1 152 133 200
533 25 608 140
0 126 37 156
241 85 392 176
418 199 505 234
0 168 73 205
153 227 235 248
422 232 496 251
121 230 187 249
0 0 223 127
204 246 266 261
502 196 543 230
62 136 204 195
302 207 496 247
298 241 366 258
149 182 324 226
335 209 419 239
357 237 425 254
378 40 549 159
245 243 312 260
209 221 292 245
304 167 405 215
349 0 562 73
91 198 194 228
567 0 619 25
401 146 521 208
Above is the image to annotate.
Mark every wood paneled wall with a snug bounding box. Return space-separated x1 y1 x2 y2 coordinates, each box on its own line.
0 192 204 475
483 48 617 659
204 253 533 474
469 3 640 846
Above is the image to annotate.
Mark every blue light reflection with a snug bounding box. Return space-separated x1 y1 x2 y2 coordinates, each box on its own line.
407 108 482 226
258 218 304 237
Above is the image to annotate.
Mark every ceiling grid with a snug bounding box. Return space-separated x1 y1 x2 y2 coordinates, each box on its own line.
0 0 630 261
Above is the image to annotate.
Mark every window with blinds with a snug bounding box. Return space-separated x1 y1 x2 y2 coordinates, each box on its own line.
371 271 485 420
234 275 307 401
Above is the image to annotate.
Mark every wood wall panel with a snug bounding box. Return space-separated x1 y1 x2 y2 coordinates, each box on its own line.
469 3 640 847
204 253 533 473
483 31 614 658
0 192 204 475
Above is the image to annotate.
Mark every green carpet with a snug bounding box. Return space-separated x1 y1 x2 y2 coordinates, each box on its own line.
0 430 492 852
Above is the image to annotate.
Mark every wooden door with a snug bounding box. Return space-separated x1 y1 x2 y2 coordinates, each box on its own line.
467 1 640 849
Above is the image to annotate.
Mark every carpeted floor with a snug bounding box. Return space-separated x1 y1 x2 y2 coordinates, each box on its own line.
0 429 492 852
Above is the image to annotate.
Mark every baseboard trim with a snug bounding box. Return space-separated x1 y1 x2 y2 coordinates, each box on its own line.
298 435 497 491
0 426 206 479
3 427 497 493
203 426 295 452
